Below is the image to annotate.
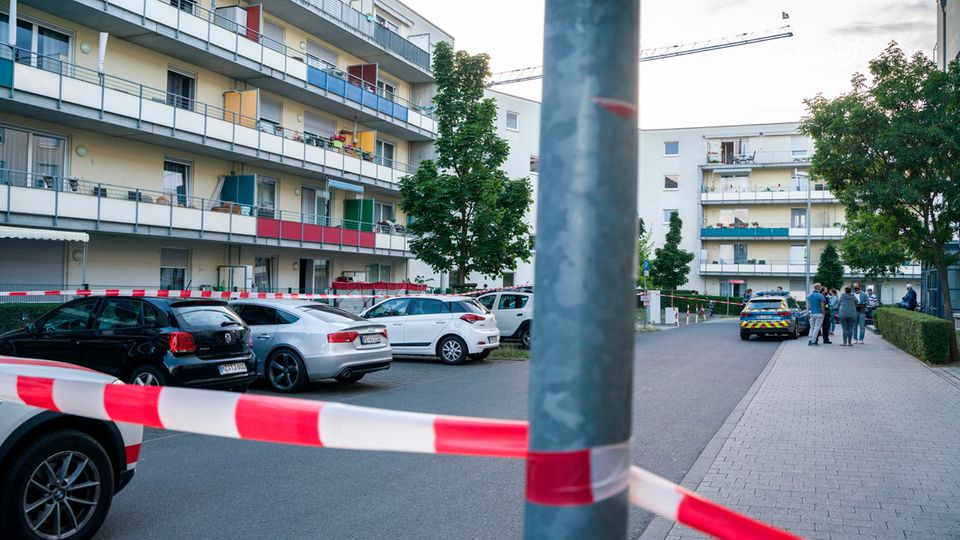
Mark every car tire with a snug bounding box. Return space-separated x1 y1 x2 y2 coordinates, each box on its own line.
518 324 531 349
740 332 750 341
128 364 167 387
334 373 365 384
437 335 469 365
265 349 308 393
469 349 492 361
0 430 115 540
790 321 799 339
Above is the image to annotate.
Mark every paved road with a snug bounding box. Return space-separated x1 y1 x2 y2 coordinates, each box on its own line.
98 319 781 539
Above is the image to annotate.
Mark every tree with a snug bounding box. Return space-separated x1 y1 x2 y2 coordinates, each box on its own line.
650 212 694 301
813 242 844 291
840 212 911 282
636 217 655 287
399 42 533 287
800 43 960 361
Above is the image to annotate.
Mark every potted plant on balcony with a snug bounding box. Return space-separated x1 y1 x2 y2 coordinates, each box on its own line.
706 151 720 163
751 221 760 227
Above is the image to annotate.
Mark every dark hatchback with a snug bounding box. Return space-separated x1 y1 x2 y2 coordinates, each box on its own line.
0 297 257 389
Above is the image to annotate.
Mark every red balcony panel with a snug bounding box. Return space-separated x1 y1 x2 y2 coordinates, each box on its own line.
302 223 325 243
256 218 376 248
257 217 282 238
280 220 303 241
359 231 375 248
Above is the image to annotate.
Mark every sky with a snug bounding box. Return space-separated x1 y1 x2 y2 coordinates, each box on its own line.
401 0 936 129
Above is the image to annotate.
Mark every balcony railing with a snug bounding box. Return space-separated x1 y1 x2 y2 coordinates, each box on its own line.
700 185 837 204
0 46 419 188
704 149 813 166
699 260 921 277
0 170 412 254
701 223 844 238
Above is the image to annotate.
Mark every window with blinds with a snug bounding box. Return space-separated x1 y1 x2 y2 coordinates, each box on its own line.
307 41 338 69
304 111 335 138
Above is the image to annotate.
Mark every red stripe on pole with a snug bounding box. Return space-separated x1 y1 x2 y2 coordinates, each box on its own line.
201 290 212 298
76 290 92 296
676 489 801 540
9 291 26 296
16 376 59 411
235 394 323 446
103 384 165 428
131 290 146 297
434 417 528 457
105 290 120 296
238 292 250 298
125 443 142 464
43 290 61 295
156 290 170 297
179 290 192 297
525 449 594 506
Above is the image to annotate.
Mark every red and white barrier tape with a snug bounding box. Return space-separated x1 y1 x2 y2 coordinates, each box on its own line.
0 359 797 539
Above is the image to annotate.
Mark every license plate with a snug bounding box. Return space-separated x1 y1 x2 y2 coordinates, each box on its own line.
757 316 772 320
360 334 382 345
488 336 499 344
218 362 247 376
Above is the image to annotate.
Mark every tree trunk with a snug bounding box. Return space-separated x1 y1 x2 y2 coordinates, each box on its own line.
457 267 467 289
934 260 959 362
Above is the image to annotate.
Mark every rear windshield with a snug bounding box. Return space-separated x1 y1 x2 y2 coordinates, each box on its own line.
299 304 365 323
174 305 245 329
449 299 486 314
747 300 785 310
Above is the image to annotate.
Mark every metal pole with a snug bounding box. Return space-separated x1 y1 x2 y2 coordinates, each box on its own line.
525 1 639 538
81 241 88 286
803 169 811 294
942 0 949 70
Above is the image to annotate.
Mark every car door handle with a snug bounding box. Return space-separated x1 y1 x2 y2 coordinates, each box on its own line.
516 314 523 317
257 334 271 339
435 321 445 324
391 323 403 326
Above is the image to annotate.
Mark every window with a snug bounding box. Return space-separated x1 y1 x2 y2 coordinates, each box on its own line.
170 0 197 15
259 97 282 130
143 304 165 327
166 68 195 110
791 135 810 159
375 14 399 32
529 234 536 251
789 279 805 292
663 175 679 190
301 186 330 225
663 209 678 224
162 160 190 203
96 299 143 330
375 202 395 224
160 248 189 290
663 141 679 156
262 19 285 53
257 177 277 219
366 263 392 282
717 208 748 227
505 111 519 131
790 208 806 228
254 257 274 291
375 139 395 168
789 245 806 264
409 298 446 315
530 155 539 173
234 305 299 326
498 294 528 310
366 298 410 318
377 77 397 101
477 295 496 310
42 299 98 333
502 272 515 287
307 41 338 69
0 14 71 72
32 135 65 185
719 281 732 297
449 299 485 314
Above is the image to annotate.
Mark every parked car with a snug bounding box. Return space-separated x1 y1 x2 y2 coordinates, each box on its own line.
360 296 499 364
229 300 391 393
476 291 533 348
0 357 143 540
0 298 257 390
739 294 810 340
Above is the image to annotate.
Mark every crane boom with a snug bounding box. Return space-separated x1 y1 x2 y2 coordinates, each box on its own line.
486 25 793 87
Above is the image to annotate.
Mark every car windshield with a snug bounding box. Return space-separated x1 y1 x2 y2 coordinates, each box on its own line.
747 300 785 311
299 304 365 323
174 305 244 329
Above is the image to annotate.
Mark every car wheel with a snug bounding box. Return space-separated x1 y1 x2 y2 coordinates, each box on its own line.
469 349 492 361
790 322 799 340
0 430 114 540
334 372 365 384
518 324 531 349
740 332 750 341
266 349 307 393
437 336 469 365
128 365 166 387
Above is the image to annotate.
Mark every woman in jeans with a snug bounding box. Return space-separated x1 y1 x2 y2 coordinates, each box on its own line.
829 289 840 335
837 286 858 346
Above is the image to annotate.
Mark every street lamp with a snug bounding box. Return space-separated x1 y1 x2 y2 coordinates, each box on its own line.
941 0 949 70
801 169 812 295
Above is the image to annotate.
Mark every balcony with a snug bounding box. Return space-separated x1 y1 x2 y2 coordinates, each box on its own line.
21 0 436 140
701 185 837 205
0 170 413 257
699 260 921 278
0 48 414 194
702 150 813 170
701 223 843 239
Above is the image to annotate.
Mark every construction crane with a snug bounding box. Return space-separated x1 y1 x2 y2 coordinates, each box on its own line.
486 25 794 87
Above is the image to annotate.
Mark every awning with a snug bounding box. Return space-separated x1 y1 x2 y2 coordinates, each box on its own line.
327 179 364 193
0 226 89 243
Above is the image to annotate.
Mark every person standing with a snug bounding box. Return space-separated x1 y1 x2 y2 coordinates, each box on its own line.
742 288 753 304
853 283 868 344
866 287 878 326
807 283 826 347
819 286 833 344
828 289 840 336
838 286 858 346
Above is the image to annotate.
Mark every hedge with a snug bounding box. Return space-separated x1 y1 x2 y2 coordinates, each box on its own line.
0 303 59 334
874 307 953 364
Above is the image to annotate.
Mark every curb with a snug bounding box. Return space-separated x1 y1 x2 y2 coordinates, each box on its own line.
638 339 788 540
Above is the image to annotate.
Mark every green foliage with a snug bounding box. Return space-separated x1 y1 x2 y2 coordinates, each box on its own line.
813 242 845 291
800 43 960 360
874 307 952 364
636 218 656 287
0 303 58 333
650 212 694 294
399 42 533 285
840 212 911 279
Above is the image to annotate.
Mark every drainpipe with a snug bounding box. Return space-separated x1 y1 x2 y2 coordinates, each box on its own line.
941 0 949 70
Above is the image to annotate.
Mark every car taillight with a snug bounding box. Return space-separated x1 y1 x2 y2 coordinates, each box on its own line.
327 331 359 343
381 329 389 339
246 331 253 346
460 314 485 323
777 311 791 317
168 332 197 354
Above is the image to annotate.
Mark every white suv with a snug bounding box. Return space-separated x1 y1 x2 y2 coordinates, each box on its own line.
476 291 533 348
361 296 500 364
0 358 143 540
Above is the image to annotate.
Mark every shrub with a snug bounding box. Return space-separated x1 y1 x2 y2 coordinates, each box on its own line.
874 307 952 364
0 303 59 334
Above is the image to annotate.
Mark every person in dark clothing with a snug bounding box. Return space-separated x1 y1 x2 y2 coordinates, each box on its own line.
899 284 918 311
838 286 858 346
817 286 832 344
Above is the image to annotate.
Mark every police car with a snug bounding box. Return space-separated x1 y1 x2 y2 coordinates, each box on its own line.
739 292 810 341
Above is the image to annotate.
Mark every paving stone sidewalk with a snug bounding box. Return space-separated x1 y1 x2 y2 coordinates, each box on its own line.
655 334 960 539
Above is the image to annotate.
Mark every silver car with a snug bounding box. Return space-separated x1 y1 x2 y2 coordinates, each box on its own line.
229 300 391 393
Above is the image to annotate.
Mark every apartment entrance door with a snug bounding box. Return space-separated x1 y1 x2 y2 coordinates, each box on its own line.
298 259 330 294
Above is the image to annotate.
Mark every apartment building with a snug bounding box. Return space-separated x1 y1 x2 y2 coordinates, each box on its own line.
0 0 452 292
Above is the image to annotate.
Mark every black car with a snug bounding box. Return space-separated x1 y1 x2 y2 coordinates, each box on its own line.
0 297 257 389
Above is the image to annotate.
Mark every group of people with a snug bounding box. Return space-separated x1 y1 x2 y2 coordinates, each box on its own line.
807 282 877 346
